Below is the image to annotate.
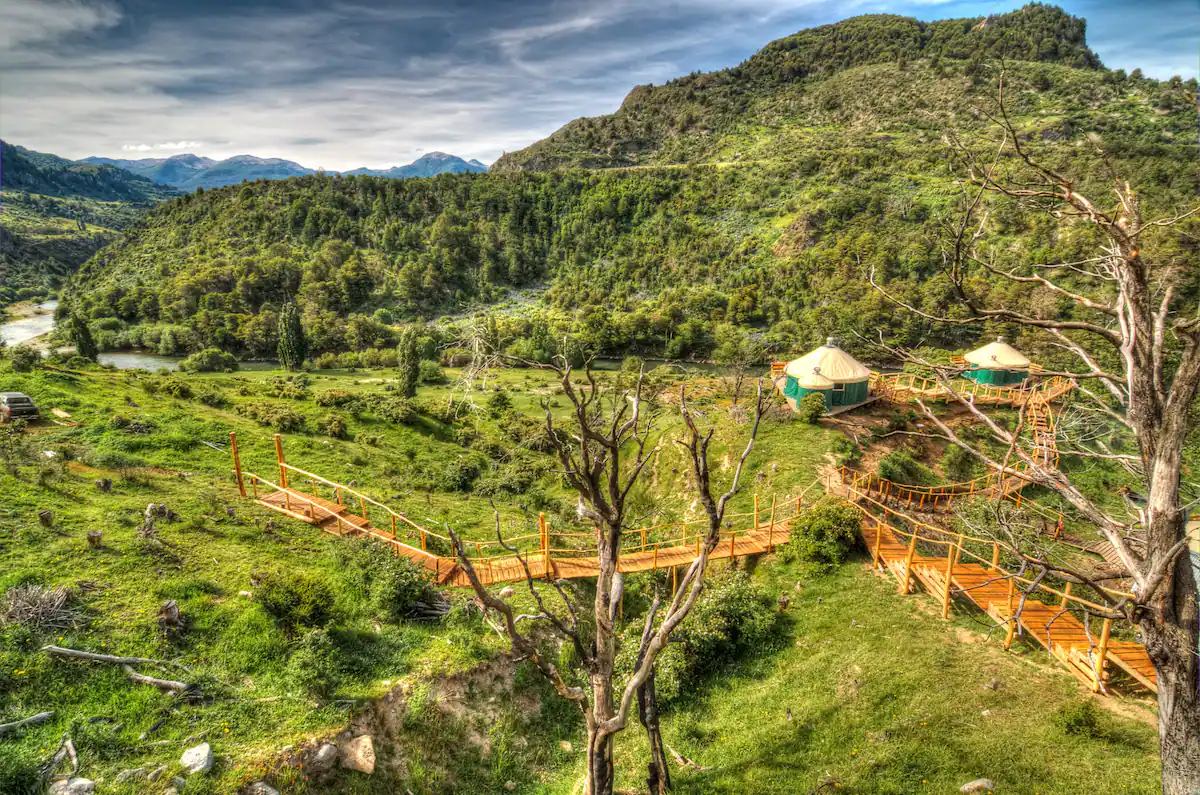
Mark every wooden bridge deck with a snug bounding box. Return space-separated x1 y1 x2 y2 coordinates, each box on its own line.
257 488 789 588
861 516 1156 693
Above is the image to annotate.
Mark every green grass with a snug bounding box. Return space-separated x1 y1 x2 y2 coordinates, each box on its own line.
0 359 1161 793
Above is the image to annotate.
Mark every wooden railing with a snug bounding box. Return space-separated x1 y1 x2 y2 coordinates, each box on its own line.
835 476 1131 692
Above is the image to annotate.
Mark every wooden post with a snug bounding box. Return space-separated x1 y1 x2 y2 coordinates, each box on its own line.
899 531 918 595
541 513 550 579
284 489 291 511
230 432 246 497
941 541 958 619
1003 577 1017 650
250 477 258 499
991 542 1000 572
1094 618 1113 691
753 493 759 531
274 434 287 489
653 546 659 571
390 514 397 540
1060 581 1073 609
918 492 926 510
872 522 882 569
1015 491 1023 509
672 565 677 594
729 532 736 560
768 495 777 552
307 499 314 520
336 487 343 506
359 495 368 521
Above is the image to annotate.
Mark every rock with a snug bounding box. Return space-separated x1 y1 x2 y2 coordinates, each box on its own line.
48 779 95 795
173 776 187 790
114 768 146 783
180 741 214 774
498 586 515 598
87 530 103 548
309 742 338 773
238 590 253 597
147 765 169 782
504 781 517 791
960 779 996 793
246 783 279 795
341 735 375 774
981 709 994 717
984 678 1003 691
559 741 573 754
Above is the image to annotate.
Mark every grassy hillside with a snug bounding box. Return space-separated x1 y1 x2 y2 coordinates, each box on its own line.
61 7 1198 364
0 142 177 308
0 357 1161 793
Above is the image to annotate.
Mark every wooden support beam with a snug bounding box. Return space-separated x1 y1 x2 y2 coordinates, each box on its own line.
900 531 918 595
230 432 245 498
274 434 287 489
1094 618 1113 692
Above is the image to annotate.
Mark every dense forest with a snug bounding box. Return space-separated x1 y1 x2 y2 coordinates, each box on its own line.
0 141 177 306
62 5 1199 363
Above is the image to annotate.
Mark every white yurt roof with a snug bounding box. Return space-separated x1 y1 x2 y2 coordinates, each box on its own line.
784 338 870 383
964 337 1030 370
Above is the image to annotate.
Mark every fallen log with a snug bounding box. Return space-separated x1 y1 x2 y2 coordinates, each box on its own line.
0 711 53 737
120 665 190 693
41 645 191 673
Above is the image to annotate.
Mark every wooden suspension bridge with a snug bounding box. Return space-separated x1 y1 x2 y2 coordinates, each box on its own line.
229 433 808 589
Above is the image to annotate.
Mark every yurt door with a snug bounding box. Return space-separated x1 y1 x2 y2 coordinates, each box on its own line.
831 383 846 406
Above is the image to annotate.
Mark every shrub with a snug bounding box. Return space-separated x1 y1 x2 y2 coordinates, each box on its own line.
485 390 513 417
1055 699 1105 738
629 571 778 704
319 413 349 439
263 376 309 400
418 359 446 385
9 345 41 372
256 571 335 631
193 386 229 408
940 443 982 482
441 458 481 491
315 389 359 409
334 538 437 622
179 347 239 373
877 449 937 485
794 392 826 423
365 394 415 424
315 352 339 370
782 498 861 568
237 403 307 432
287 628 342 701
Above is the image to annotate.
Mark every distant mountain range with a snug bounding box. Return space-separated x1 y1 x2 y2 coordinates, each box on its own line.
79 151 488 190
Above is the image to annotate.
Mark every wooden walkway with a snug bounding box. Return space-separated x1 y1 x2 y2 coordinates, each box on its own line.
856 502 1156 694
257 488 791 587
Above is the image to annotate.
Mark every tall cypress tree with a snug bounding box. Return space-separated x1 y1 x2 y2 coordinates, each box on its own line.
277 301 307 372
66 314 98 361
396 325 420 398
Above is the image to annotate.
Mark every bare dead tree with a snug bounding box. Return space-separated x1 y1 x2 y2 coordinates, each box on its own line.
869 75 1200 793
449 362 768 795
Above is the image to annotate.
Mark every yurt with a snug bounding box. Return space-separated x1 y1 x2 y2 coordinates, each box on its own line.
781 338 871 408
962 337 1031 386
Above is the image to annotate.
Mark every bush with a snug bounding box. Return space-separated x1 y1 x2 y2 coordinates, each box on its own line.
782 498 861 568
319 413 349 439
237 403 307 432
287 628 342 701
179 347 239 373
940 443 982 482
315 352 339 370
441 458 481 491
418 359 446 385
877 449 937 485
193 386 229 408
256 571 335 631
1055 699 1105 738
365 394 415 424
485 390 513 417
629 571 778 704
8 345 41 372
334 538 436 622
315 389 359 409
794 392 826 423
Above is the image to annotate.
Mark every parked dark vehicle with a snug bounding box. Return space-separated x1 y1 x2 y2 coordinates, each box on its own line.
0 392 40 422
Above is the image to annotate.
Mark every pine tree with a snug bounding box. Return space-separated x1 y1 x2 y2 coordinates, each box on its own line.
277 301 308 372
66 314 98 361
396 325 420 397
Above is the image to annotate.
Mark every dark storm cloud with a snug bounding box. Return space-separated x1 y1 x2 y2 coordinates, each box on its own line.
1 0 1194 170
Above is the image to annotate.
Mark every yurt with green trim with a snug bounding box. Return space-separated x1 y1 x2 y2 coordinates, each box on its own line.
781 338 871 408
962 337 1031 386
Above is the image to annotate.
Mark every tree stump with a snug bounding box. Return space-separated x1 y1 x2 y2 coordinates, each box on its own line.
157 600 182 631
95 479 112 493
87 530 103 548
264 520 275 534
38 510 54 527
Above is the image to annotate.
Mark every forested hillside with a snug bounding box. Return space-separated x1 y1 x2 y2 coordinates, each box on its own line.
0 141 177 307
64 5 1199 362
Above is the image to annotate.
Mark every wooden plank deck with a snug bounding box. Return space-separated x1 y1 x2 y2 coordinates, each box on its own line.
861 518 1156 694
257 488 790 588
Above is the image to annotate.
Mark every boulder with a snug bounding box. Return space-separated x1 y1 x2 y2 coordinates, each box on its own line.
180 741 214 775
48 780 95 795
309 742 339 773
246 783 279 795
498 586 515 598
559 741 573 754
340 735 375 774
960 779 997 793
114 768 146 784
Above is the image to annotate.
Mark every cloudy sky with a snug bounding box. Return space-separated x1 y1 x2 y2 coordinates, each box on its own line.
2 0 1196 171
